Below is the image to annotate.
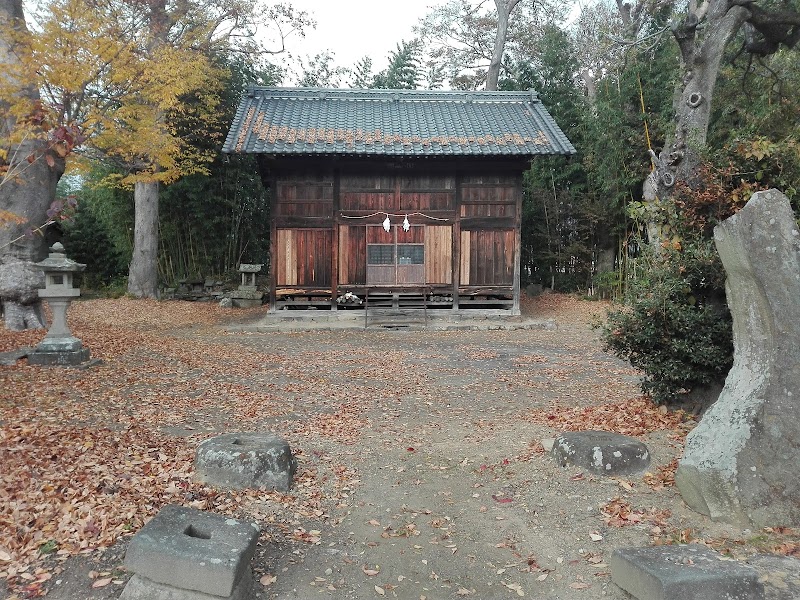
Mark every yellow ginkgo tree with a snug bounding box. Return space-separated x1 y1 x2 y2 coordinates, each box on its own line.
1 0 311 324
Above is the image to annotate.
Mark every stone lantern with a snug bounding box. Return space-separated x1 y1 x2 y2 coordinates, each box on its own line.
229 263 263 308
28 242 91 365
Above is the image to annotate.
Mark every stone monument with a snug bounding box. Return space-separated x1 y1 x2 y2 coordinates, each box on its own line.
28 243 91 366
675 189 800 526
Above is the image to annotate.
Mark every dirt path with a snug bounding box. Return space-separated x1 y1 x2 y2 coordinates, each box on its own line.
2 295 798 599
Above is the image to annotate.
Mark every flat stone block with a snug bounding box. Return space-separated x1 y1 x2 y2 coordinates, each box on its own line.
551 430 650 476
231 298 262 309
35 335 84 352
27 347 90 366
0 347 32 366
123 505 259 598
120 570 252 600
195 432 297 491
238 264 262 273
746 554 800 600
611 545 764 600
230 289 262 300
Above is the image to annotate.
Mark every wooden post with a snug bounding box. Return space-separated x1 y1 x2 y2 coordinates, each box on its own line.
268 172 278 312
512 170 523 315
452 171 461 310
331 167 340 311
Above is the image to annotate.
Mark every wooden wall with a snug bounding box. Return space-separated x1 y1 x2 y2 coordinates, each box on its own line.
460 230 514 285
267 159 524 308
338 225 365 285
275 229 332 286
458 175 517 287
274 173 333 220
425 225 452 284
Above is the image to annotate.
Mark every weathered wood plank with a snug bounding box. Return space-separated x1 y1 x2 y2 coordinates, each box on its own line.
397 225 424 244
513 176 522 313
425 225 452 284
460 230 471 286
460 217 516 230
275 229 294 285
274 217 333 228
352 227 366 284
338 225 349 285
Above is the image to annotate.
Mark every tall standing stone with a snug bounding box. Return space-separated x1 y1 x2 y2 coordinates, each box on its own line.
675 189 800 526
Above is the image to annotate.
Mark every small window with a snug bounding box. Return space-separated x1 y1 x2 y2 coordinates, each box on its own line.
397 245 424 265
51 274 64 285
367 244 394 265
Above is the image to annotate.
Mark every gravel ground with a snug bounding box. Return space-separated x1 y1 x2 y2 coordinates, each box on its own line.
2 294 798 600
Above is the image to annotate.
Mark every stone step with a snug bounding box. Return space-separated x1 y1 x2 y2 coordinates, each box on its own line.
611 545 764 600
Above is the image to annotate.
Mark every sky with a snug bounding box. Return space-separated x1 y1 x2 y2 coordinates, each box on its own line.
279 1 584 85
280 0 443 81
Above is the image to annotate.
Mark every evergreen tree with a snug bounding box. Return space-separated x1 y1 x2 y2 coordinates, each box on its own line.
298 51 348 88
373 40 423 89
349 56 374 89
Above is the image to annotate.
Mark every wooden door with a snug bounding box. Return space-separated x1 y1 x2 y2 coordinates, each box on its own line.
366 225 425 286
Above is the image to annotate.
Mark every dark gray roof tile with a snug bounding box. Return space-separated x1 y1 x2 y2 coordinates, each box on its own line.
223 87 575 157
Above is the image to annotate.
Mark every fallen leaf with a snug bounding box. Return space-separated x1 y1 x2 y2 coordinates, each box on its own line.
589 532 603 541
502 582 525 596
260 574 276 586
536 573 548 581
375 584 385 595
363 566 380 576
616 478 634 491
92 577 112 588
569 582 591 589
587 556 604 564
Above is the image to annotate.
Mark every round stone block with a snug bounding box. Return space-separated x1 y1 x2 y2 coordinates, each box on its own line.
551 430 650 476
195 433 297 491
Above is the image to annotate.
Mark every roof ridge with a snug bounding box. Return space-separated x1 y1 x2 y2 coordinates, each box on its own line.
245 86 540 103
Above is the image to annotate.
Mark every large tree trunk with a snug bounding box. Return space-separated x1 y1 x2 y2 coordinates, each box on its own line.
126 1 169 299
641 1 755 246
632 0 800 244
0 0 64 330
127 180 160 298
486 0 521 91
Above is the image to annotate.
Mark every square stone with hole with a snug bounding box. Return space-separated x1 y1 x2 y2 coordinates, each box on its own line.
120 504 259 600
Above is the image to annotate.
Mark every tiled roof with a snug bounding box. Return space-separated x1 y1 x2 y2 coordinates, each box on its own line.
223 87 575 157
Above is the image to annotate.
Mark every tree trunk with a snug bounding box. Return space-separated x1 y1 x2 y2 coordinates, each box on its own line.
127 180 160 298
0 0 64 330
126 1 168 299
486 0 521 91
643 1 748 241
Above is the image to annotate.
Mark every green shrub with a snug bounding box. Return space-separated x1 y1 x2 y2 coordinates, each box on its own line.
592 270 621 300
601 238 733 404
